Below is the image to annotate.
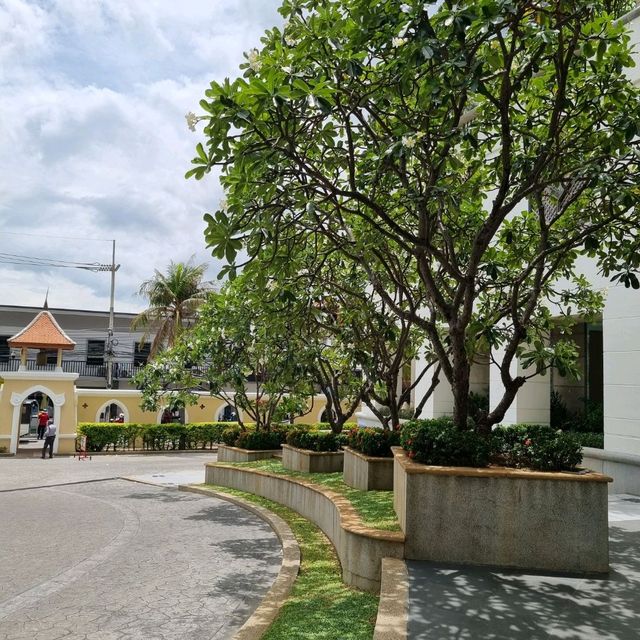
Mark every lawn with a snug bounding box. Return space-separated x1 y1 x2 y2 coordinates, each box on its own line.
204 484 379 640
219 458 400 531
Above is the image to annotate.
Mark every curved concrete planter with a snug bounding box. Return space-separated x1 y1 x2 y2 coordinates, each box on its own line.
343 447 394 491
217 444 280 463
281 444 344 473
205 462 404 592
392 447 612 574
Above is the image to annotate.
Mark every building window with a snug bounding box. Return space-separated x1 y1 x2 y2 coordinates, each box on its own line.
0 336 10 362
87 340 105 366
134 342 151 366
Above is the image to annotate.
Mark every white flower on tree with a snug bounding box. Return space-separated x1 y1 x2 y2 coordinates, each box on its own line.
247 48 262 72
185 111 198 132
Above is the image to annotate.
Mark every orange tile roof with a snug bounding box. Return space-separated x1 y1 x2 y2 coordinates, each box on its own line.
8 310 76 350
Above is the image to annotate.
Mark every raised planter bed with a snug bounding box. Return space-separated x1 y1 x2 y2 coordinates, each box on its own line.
205 462 404 592
217 444 280 463
282 443 344 473
343 446 394 491
392 447 612 574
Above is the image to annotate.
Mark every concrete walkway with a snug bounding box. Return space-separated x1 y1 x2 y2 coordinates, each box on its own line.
407 494 640 640
0 454 282 640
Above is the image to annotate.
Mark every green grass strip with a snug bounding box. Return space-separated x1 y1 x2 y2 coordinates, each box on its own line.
219 459 400 532
204 483 378 640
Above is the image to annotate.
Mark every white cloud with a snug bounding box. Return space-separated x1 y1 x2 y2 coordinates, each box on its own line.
0 0 283 312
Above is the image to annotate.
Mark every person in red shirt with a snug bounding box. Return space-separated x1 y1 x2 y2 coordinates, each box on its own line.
37 410 49 440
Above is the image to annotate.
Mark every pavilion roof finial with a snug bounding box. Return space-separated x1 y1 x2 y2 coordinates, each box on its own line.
43 288 49 310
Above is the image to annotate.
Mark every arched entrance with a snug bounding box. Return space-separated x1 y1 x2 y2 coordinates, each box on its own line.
96 400 129 423
157 406 188 424
18 391 54 444
8 384 65 455
217 404 239 422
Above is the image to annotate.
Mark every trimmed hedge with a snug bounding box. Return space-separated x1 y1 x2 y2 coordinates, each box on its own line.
76 422 231 452
77 421 357 453
345 426 400 458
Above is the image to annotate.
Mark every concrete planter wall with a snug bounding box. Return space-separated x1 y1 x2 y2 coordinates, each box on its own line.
205 463 404 592
392 447 612 574
282 444 344 473
217 444 280 463
343 447 394 491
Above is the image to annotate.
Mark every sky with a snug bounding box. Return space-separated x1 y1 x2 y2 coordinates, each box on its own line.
0 0 283 313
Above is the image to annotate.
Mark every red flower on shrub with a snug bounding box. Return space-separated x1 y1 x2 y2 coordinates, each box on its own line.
524 438 532 446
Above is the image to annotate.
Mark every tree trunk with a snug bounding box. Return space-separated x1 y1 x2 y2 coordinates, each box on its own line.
450 331 471 431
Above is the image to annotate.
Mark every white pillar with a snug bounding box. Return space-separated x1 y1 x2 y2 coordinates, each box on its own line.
490 345 550 425
602 284 640 455
414 351 454 419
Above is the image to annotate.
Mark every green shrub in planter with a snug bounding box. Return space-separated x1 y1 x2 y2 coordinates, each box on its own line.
235 429 283 450
346 427 400 457
221 425 241 446
492 424 583 471
400 419 491 467
286 428 341 452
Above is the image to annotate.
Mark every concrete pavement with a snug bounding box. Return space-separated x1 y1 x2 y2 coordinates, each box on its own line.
406 494 640 639
0 452 215 492
0 454 283 640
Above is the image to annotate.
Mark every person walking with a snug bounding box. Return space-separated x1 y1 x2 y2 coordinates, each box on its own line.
37 410 49 440
41 418 57 459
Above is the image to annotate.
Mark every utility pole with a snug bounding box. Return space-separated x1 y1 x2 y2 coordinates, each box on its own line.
105 240 121 389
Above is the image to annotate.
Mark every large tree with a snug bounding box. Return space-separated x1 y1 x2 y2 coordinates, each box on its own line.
189 0 640 431
132 259 209 357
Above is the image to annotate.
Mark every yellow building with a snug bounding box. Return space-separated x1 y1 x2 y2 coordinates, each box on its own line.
0 307 327 455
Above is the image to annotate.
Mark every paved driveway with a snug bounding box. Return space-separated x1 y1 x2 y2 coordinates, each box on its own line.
0 454 282 640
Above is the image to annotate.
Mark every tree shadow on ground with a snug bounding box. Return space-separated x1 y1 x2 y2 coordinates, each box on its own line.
407 524 640 640
210 535 281 562
183 502 271 528
120 489 200 503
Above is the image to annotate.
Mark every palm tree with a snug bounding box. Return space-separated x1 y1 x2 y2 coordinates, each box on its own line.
131 259 209 358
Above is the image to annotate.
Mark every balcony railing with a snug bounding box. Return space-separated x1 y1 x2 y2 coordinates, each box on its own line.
0 359 146 379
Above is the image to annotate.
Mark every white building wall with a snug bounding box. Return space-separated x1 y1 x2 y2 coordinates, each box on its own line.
490 346 550 425
602 284 640 455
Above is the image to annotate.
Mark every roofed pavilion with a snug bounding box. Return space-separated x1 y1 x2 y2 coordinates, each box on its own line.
8 309 76 370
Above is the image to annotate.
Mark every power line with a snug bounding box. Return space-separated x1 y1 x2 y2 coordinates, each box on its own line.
0 251 114 271
0 231 113 243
